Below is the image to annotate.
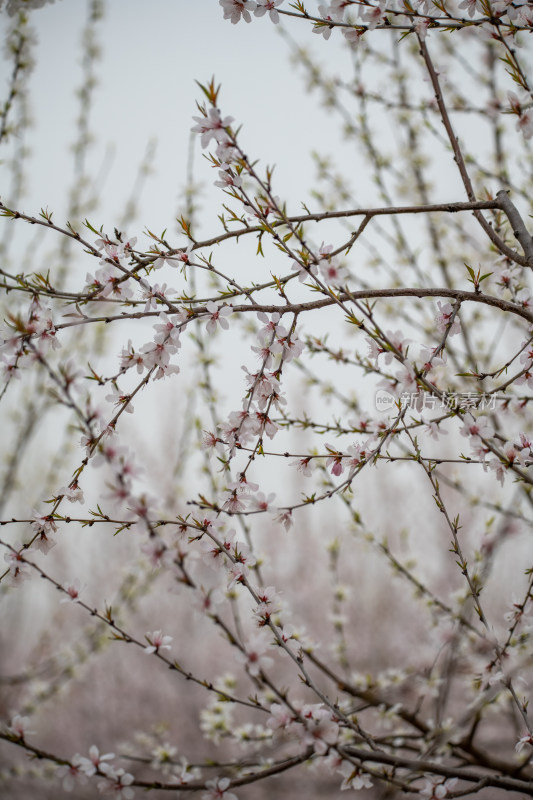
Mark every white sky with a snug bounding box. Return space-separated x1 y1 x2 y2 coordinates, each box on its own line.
5 0 353 240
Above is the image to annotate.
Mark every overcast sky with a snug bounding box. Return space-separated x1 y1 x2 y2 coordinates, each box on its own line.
2 1 355 243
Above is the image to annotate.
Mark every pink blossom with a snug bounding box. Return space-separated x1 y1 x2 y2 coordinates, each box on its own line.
250 491 276 512
196 515 223 538
291 259 318 282
252 410 279 439
508 91 524 114
435 301 461 336
217 422 240 451
56 758 89 792
141 537 169 568
7 714 34 739
251 339 283 368
31 509 58 537
138 280 170 310
226 540 257 588
202 776 238 800
174 759 201 784
414 17 431 40
33 529 57 555
504 594 526 625
366 336 384 362
99 240 128 261
322 750 343 772
3 545 31 585
58 483 85 504
485 456 506 487
226 403 256 438
278 622 313 650
294 704 339 754
19 298 60 352
313 4 335 38
153 311 185 345
92 432 124 468
202 430 219 449
420 777 458 799
105 478 132 507
97 765 135 798
139 337 180 379
327 0 351 20
418 346 446 373
422 417 448 441
244 369 282 409
515 367 533 390
60 579 84 603
219 0 256 24
290 456 314 476
152 249 190 270
470 439 490 463
412 0 433 11
106 386 134 415
0 353 21 382
379 330 411 365
346 442 368 475
517 431 533 455
94 234 114 251
230 537 257 570
342 26 364 47
144 630 173 654
223 488 247 514
458 0 483 17
214 169 242 189
243 193 282 219
87 264 133 300
119 340 145 374
338 761 373 791
325 444 345 476
254 0 283 23
191 106 234 148
460 415 493 440
513 2 533 25
227 561 247 588
150 742 177 773
516 733 533 753
267 702 294 731
196 587 225 615
205 301 232 334
237 633 274 676
501 442 520 466
517 287 532 308
256 310 288 341
128 493 156 521
200 526 236 560
519 339 533 367
119 234 137 253
279 333 304 362
253 585 280 622
359 1 385 29
319 257 349 287
395 365 418 396
216 139 239 167
34 315 60 351
274 509 293 530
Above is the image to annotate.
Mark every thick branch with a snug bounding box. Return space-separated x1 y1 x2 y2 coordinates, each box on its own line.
496 189 533 268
